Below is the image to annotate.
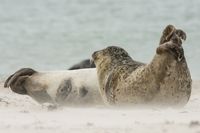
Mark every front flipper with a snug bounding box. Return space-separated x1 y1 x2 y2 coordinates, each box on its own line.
30 89 54 103
104 71 118 105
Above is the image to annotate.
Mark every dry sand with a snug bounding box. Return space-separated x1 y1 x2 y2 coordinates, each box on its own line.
0 81 200 133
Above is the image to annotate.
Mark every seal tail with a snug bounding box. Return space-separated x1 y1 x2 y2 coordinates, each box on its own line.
4 68 37 94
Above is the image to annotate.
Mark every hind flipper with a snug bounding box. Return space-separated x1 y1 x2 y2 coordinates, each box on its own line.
9 76 29 94
157 39 184 62
175 29 186 41
159 25 187 45
4 68 37 94
4 74 14 88
159 25 176 45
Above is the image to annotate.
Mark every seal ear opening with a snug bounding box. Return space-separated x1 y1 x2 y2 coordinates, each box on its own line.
4 68 37 95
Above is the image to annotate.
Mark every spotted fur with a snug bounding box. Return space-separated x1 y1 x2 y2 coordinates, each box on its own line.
93 25 192 107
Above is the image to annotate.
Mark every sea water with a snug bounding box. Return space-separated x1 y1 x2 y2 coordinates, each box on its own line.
0 0 199 79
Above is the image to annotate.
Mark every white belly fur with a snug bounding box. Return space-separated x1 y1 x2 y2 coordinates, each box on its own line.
25 68 103 105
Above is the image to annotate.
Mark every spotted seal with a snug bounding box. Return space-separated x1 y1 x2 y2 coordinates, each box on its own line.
92 25 192 107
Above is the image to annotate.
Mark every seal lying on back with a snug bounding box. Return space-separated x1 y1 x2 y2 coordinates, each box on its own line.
92 25 192 107
4 68 103 106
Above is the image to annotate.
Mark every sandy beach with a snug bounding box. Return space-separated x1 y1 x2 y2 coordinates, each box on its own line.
0 80 199 133
0 0 199 132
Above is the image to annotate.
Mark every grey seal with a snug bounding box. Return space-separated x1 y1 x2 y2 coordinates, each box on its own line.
4 68 103 106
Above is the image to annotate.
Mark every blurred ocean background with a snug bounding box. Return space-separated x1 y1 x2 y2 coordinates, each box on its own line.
0 0 199 79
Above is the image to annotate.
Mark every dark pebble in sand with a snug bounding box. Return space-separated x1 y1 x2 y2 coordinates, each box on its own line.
20 110 29 113
86 122 94 127
47 105 58 111
42 103 58 111
189 121 200 128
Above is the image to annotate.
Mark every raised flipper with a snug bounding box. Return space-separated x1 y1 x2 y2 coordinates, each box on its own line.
159 25 186 45
159 25 176 45
157 25 186 62
4 68 37 94
175 29 187 41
